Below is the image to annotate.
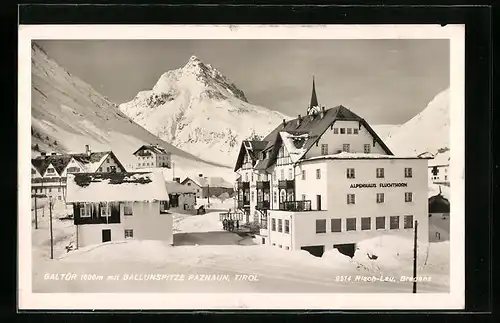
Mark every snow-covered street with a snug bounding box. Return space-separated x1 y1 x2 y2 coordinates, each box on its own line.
31 201 449 293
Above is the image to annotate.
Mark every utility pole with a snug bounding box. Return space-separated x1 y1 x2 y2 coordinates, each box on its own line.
412 220 418 293
49 198 54 260
33 194 38 229
207 184 210 206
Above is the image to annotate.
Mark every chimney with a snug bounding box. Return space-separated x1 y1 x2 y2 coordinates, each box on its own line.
282 119 286 127
199 173 203 177
85 144 91 156
296 115 301 126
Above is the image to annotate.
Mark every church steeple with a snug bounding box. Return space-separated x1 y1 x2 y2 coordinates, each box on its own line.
309 76 319 109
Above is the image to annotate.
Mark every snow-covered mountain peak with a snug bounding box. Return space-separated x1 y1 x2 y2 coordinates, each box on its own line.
119 56 290 166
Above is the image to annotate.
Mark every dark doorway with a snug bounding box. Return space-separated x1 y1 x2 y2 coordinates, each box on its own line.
333 243 356 258
301 245 325 257
262 237 266 244
317 195 322 210
102 229 111 243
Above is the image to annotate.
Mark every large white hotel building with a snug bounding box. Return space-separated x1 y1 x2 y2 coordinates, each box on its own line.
234 80 430 257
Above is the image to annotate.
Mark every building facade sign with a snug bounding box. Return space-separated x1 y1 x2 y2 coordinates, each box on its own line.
349 182 408 189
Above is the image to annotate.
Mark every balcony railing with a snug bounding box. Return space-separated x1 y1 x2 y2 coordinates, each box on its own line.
256 181 270 189
279 200 312 212
256 200 270 210
278 180 295 189
31 177 67 184
277 156 292 166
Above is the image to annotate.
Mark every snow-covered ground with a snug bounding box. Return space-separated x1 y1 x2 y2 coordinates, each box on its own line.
32 202 449 293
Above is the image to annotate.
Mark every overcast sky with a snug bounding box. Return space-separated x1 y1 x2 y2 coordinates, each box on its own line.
35 39 449 125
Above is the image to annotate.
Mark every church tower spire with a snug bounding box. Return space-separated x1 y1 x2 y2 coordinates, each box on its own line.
309 76 319 109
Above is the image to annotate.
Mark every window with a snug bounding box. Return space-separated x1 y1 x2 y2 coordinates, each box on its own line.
48 188 52 193
301 170 306 180
346 168 355 179
58 196 61 200
100 202 110 217
340 128 345 134
342 144 350 152
273 171 276 181
124 203 133 216
106 167 110 172
67 166 80 173
197 189 200 193
288 168 293 180
124 229 134 239
405 192 413 202
376 216 386 230
353 128 359 134
98 167 102 172
302 194 306 201
333 128 339 134
346 218 356 231
284 220 290 233
445 175 448 180
251 173 254 182
316 219 326 233
278 219 283 232
46 168 55 174
361 217 371 230
347 194 355 204
331 218 341 232
279 245 282 248
31 169 36 175
80 203 92 218
376 193 385 203
321 144 328 155
316 169 321 179
273 191 277 203
364 144 371 153
58 188 61 192
251 191 254 201
280 169 284 180
404 215 414 229
390 216 400 229
285 246 290 250
376 168 384 178
405 167 413 178
245 173 249 182
347 128 352 134
272 218 276 231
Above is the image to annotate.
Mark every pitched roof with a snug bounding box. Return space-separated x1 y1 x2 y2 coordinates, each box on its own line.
253 105 394 171
183 176 234 189
233 140 269 172
31 151 126 175
166 181 195 194
66 171 169 203
133 144 169 155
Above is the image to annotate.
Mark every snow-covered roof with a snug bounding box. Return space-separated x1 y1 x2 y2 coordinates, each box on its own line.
428 183 450 200
184 176 234 189
429 150 450 167
304 152 432 161
279 132 309 163
66 171 169 203
133 144 170 155
166 181 195 194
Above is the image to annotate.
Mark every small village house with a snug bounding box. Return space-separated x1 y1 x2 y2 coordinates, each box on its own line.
66 171 172 248
165 178 197 212
427 149 450 186
31 145 126 202
181 174 234 199
133 144 172 169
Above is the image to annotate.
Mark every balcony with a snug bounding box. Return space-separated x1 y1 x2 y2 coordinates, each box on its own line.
31 177 67 184
277 156 292 166
256 200 270 210
256 180 270 189
279 200 312 212
237 181 250 190
237 200 250 209
278 180 295 190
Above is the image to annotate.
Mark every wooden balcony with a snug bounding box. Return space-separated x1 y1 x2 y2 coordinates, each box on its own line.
256 200 270 210
278 180 295 189
237 199 250 209
256 180 270 189
278 200 312 212
237 181 250 190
